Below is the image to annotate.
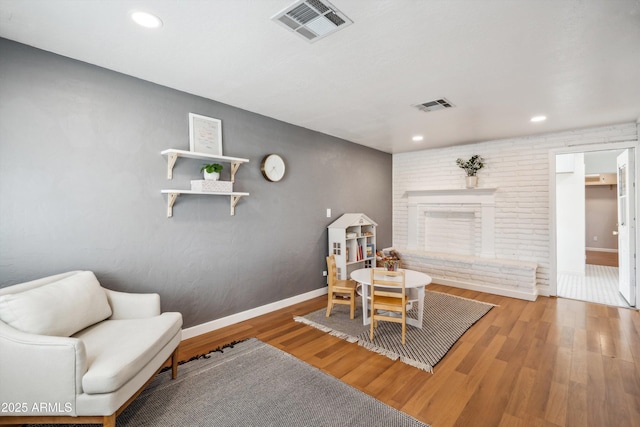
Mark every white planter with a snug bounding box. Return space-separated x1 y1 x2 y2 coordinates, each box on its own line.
204 171 220 181
465 176 478 188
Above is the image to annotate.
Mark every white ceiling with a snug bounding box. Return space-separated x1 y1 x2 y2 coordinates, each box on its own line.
1 0 639 154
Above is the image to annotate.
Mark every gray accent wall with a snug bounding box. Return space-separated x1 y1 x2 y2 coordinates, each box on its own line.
0 39 392 328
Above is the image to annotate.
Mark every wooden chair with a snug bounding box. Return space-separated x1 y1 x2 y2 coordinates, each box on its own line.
326 255 357 319
369 269 408 345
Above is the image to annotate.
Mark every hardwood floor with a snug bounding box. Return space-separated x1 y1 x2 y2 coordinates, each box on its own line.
586 250 619 267
176 284 640 427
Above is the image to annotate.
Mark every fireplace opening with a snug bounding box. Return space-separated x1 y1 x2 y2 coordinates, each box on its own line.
406 188 497 258
424 210 480 256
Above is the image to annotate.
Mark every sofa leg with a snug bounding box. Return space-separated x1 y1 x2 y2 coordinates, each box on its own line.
103 414 116 427
171 347 179 379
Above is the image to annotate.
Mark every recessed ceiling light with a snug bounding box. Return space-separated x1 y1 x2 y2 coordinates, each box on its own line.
131 11 163 28
412 135 424 142
530 115 547 123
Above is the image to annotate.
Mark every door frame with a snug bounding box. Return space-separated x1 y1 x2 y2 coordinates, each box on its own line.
549 141 639 303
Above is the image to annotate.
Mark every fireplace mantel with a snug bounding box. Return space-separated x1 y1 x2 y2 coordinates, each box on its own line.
406 187 497 258
405 187 497 200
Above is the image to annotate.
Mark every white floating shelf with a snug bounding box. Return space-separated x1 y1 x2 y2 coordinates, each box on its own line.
161 149 249 181
161 190 250 217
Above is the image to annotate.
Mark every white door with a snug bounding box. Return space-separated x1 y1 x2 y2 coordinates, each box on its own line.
616 149 636 306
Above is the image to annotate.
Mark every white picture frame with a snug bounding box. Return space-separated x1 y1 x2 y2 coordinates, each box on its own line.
189 113 222 156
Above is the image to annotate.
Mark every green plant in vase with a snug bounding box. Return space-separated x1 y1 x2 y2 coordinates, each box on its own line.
456 155 484 188
201 163 223 181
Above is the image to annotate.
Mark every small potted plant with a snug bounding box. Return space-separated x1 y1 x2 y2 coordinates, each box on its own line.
456 155 484 188
200 163 223 181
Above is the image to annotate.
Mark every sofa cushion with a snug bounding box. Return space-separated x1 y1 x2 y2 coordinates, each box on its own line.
75 312 182 394
0 271 112 337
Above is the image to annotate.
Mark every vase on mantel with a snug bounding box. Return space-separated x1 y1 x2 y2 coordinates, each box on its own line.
465 176 478 188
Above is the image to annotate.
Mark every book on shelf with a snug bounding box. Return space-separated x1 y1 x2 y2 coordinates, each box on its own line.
366 244 374 258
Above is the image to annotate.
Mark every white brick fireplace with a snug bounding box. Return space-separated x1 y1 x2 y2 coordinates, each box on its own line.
406 188 496 257
397 187 538 301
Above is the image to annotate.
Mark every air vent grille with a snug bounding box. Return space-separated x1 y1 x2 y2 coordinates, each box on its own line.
414 98 455 113
308 0 330 14
288 3 319 24
272 0 353 43
325 11 345 26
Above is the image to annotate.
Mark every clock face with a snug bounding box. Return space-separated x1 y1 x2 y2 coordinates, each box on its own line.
261 154 285 182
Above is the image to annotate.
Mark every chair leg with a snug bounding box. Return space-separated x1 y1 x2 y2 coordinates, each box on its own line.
349 293 355 320
171 347 179 379
369 310 375 340
326 294 333 317
401 311 406 345
103 414 116 427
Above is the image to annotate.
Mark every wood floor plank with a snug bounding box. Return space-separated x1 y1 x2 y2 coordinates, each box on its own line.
504 366 537 419
565 381 588 427
525 342 558 420
625 393 640 427
586 250 618 267
173 285 640 427
569 328 588 385
454 358 510 427
544 381 568 426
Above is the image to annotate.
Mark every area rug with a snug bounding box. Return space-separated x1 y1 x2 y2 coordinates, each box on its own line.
295 290 495 372
32 338 429 427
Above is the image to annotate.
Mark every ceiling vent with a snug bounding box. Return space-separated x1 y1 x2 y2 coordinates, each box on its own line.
414 98 455 113
272 0 353 43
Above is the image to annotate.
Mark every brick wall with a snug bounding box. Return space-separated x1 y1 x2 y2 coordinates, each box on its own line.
393 123 638 295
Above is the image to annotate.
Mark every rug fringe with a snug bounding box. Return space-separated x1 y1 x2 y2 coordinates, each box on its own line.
296 315 436 373
399 356 433 373
294 316 359 343
358 341 400 361
428 290 498 307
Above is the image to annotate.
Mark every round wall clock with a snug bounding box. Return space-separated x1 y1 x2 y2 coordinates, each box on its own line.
260 154 286 182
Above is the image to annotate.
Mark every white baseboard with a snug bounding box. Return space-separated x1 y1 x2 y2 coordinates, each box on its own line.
181 287 328 340
432 277 538 302
586 247 618 253
537 286 551 297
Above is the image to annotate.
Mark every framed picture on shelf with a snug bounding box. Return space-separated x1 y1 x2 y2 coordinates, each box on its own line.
366 244 375 258
189 113 222 156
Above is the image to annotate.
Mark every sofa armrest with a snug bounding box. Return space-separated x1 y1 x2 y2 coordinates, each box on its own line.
0 321 86 416
104 289 161 320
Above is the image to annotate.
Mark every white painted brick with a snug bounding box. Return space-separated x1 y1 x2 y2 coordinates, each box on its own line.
393 122 638 297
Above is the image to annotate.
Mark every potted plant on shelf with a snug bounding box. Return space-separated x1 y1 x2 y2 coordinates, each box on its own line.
456 155 484 188
200 163 223 181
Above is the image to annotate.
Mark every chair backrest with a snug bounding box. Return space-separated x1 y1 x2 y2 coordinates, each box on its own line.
370 268 406 301
326 255 337 287
0 271 82 296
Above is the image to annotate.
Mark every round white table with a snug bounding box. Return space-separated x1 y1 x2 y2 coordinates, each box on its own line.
350 268 432 328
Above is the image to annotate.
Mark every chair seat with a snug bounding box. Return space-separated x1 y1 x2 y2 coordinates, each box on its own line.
326 255 357 320
370 269 407 344
75 313 182 394
333 280 357 292
373 295 408 308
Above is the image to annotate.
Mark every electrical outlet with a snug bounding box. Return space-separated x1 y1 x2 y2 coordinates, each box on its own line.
326 208 331 218
322 270 327 277
593 236 598 241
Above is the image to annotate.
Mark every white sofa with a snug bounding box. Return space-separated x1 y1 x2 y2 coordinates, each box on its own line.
0 271 183 427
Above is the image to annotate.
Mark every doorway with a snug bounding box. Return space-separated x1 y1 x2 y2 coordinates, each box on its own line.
551 146 637 308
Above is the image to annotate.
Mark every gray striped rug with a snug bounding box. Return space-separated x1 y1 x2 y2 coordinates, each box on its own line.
295 291 494 372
